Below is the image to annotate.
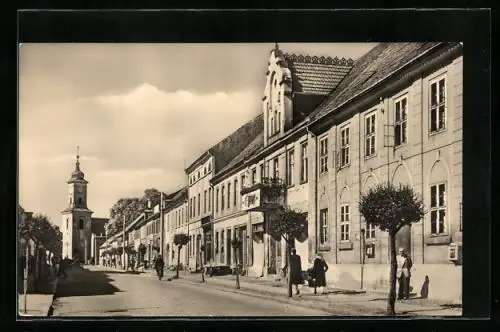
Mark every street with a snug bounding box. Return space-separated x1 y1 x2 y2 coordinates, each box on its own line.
51 266 330 317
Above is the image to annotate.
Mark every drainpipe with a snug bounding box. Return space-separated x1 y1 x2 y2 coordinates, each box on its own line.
420 77 425 264
306 125 317 262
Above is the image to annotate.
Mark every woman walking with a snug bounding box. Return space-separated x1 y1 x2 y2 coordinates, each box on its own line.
289 248 304 296
312 253 329 294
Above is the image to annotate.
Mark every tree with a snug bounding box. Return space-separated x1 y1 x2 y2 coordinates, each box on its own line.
359 183 425 316
18 213 62 257
269 207 307 297
173 233 190 279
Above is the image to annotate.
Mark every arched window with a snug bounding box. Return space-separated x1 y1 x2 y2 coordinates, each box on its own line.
66 218 69 230
79 218 84 230
78 197 83 205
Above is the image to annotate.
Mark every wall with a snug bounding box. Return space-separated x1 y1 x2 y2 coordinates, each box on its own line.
308 52 462 302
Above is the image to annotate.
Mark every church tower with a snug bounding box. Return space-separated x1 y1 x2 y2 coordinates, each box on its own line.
61 146 93 261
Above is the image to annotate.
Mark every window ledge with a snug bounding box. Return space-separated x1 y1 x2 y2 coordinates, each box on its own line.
429 128 447 137
425 234 452 246
364 154 377 161
286 184 295 190
299 179 308 185
338 241 353 250
318 245 331 252
394 143 408 150
339 163 350 170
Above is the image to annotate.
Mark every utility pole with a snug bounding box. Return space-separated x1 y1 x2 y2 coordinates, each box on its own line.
160 192 164 260
23 241 29 314
122 215 126 270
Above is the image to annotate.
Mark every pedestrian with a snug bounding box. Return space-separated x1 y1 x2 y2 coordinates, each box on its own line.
312 253 328 294
288 248 304 295
155 255 165 280
397 248 413 300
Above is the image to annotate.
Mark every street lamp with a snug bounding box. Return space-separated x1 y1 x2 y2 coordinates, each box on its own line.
360 228 366 290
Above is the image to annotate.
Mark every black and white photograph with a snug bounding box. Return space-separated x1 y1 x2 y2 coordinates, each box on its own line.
17 39 467 318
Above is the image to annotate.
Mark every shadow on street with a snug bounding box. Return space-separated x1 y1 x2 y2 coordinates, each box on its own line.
55 268 122 298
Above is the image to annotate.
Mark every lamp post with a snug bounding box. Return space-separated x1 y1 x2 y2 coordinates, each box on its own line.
231 237 241 289
122 215 126 270
23 239 29 314
200 244 205 283
360 228 366 290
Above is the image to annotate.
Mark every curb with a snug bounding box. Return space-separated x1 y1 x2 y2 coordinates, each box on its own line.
46 277 59 317
169 277 372 316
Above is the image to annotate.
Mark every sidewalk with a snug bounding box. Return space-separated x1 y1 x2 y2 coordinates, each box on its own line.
168 273 462 316
18 277 57 317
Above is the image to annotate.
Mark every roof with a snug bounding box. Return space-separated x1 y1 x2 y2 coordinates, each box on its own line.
213 131 265 181
283 53 354 95
309 43 443 122
91 218 108 235
165 187 188 210
209 113 264 174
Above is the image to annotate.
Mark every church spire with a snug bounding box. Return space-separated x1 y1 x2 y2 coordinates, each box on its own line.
76 145 80 171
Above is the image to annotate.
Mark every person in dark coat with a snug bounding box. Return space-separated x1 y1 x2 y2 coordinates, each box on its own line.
312 253 329 294
155 255 165 280
289 248 304 295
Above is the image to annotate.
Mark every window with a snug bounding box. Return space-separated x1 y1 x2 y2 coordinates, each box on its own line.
430 77 446 132
208 188 212 211
365 112 376 157
300 142 308 182
221 185 225 211
394 97 408 146
197 193 200 216
319 209 328 245
78 197 83 205
193 196 197 217
215 231 219 253
459 202 463 231
270 115 274 136
259 164 264 182
66 218 68 230
227 183 231 209
340 205 350 241
204 190 207 213
340 126 350 167
274 110 278 134
208 163 211 172
221 230 225 262
277 111 281 133
286 149 294 186
234 179 238 207
204 167 207 175
79 218 84 230
189 198 192 218
366 222 376 239
215 188 219 213
319 137 328 173
241 174 245 189
251 168 257 185
430 183 446 234
273 157 279 179
265 161 270 179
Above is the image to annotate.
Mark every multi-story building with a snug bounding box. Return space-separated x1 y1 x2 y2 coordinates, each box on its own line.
184 114 264 271
163 187 188 268
304 42 463 301
201 42 462 301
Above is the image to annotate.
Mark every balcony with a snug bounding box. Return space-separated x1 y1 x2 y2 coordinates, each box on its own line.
241 177 285 212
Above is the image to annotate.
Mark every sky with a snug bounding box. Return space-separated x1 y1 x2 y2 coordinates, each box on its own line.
19 42 377 226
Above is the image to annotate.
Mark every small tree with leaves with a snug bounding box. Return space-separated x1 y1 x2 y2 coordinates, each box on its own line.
173 233 190 279
269 207 307 297
359 183 425 316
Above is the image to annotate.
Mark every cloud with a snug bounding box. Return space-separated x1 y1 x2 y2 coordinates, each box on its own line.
19 83 261 224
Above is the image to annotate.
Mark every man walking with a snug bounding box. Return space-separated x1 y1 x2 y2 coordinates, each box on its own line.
155 255 165 281
397 248 413 300
288 248 304 296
